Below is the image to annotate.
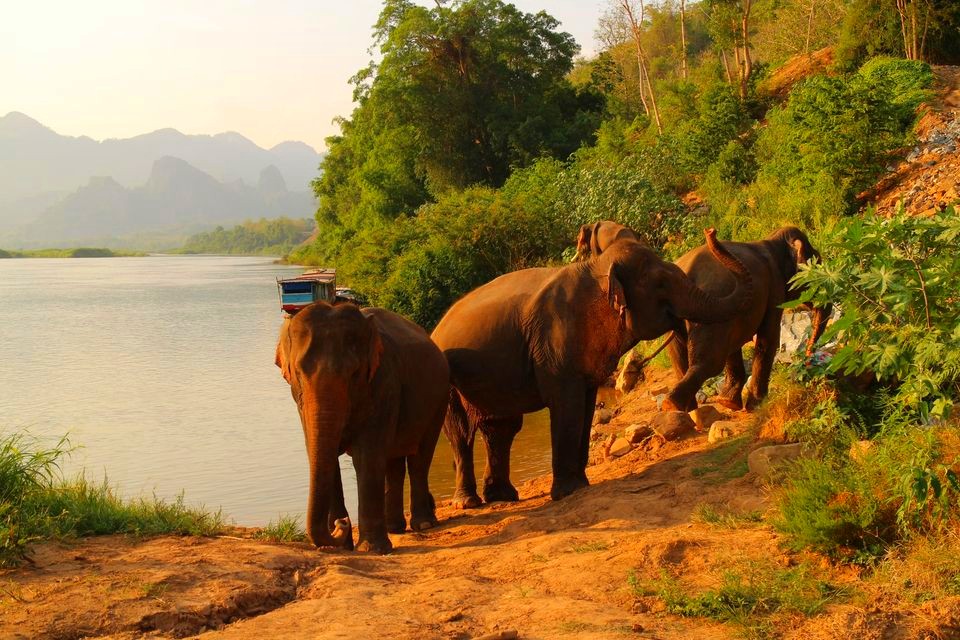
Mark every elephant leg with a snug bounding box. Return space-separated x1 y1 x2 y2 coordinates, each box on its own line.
578 386 599 479
408 405 443 531
541 374 590 501
717 350 747 410
351 445 392 554
443 390 482 509
478 414 522 504
327 460 354 550
385 457 407 534
745 314 782 410
664 332 726 412
667 326 689 382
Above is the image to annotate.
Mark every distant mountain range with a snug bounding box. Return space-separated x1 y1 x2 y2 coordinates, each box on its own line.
0 112 322 248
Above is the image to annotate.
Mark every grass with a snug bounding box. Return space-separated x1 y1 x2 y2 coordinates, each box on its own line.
630 560 846 639
692 503 764 528
691 434 751 483
569 540 611 553
0 247 146 258
0 429 224 566
255 514 307 543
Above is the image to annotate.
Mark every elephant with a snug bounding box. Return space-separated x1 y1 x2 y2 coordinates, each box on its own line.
431 228 754 508
663 226 830 413
574 220 642 260
275 302 450 553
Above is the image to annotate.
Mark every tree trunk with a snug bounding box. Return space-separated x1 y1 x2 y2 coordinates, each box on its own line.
679 0 688 79
620 0 662 134
804 0 815 54
739 0 753 100
721 49 734 84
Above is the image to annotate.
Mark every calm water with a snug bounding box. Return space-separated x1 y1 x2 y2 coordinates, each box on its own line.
0 256 554 525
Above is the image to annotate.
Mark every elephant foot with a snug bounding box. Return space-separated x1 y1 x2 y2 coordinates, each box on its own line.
661 395 693 412
550 474 589 501
482 480 519 504
744 391 763 412
356 535 393 555
715 396 744 411
386 519 407 534
410 516 437 532
451 490 483 509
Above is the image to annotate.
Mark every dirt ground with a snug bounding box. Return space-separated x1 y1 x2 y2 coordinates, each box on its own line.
3 368 960 640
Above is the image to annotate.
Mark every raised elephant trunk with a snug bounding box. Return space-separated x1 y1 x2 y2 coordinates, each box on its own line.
806 303 832 357
669 228 754 323
300 393 351 548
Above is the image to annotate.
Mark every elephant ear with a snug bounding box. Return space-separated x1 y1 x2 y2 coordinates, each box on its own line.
275 334 295 385
575 224 592 259
366 315 384 383
603 263 627 327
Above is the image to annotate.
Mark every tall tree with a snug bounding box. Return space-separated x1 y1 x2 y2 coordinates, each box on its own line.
617 0 664 134
314 0 601 236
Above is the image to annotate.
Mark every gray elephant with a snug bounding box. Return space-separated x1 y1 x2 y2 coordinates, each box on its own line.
275 303 449 553
431 229 754 508
664 226 831 412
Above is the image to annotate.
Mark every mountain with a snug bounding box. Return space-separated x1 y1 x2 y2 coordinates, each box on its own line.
11 158 315 248
0 113 322 247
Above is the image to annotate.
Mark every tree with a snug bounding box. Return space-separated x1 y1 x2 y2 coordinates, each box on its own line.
314 0 602 240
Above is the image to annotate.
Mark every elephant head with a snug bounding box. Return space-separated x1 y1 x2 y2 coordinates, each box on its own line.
599 228 754 341
574 220 641 261
275 302 381 548
769 226 831 356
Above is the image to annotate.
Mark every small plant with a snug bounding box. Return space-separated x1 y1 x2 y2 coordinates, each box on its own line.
569 540 611 553
256 514 307 543
691 434 751 483
632 561 845 638
692 503 763 528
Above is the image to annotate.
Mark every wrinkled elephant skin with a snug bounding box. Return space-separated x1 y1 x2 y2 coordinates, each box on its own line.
276 303 449 553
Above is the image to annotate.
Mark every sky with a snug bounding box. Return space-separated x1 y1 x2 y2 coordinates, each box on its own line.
1 1 606 152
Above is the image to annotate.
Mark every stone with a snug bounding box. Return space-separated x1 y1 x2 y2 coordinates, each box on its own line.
689 404 727 432
616 349 645 393
625 423 653 444
655 393 667 411
708 421 736 443
593 408 613 425
650 411 695 441
747 443 811 480
849 439 873 462
648 383 670 396
608 437 633 458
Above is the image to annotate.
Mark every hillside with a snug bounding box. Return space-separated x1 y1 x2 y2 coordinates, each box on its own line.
0 113 322 243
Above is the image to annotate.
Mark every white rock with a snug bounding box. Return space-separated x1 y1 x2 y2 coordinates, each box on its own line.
609 437 633 458
689 405 727 432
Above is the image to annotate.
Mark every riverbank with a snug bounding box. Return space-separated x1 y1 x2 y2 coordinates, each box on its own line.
4 367 958 640
0 247 146 258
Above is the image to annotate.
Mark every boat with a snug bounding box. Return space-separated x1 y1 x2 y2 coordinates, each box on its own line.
277 268 337 314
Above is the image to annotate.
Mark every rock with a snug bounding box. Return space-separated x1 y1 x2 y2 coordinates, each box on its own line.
849 439 873 462
648 383 670 396
655 393 667 411
650 411 695 441
689 404 727 432
625 423 653 444
708 421 736 443
696 390 707 405
747 443 811 479
616 350 645 393
608 437 633 458
474 631 519 640
593 408 613 425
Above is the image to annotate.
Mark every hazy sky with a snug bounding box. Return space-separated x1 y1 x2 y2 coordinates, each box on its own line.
2 1 605 151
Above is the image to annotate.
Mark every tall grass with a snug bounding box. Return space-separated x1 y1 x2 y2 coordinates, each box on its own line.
0 430 224 566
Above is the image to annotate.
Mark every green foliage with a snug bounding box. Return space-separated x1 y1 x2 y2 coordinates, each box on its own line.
705 58 933 240
0 430 224 566
176 217 314 256
633 562 843 637
255 515 306 543
314 0 601 241
0 248 144 258
791 209 960 421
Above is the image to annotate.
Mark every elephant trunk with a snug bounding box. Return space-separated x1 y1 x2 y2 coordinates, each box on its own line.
806 303 832 357
669 228 754 324
300 392 349 548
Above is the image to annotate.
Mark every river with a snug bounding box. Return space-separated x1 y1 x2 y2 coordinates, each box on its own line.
0 255 555 525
